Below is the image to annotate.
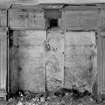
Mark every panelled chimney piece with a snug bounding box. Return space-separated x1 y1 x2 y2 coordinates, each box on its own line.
1 2 105 99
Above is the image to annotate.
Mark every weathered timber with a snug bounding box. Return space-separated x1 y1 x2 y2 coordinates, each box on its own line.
0 28 7 98
97 32 105 95
64 32 97 92
46 29 64 91
0 9 7 27
9 30 19 94
99 10 105 30
12 30 46 92
9 9 45 30
62 9 99 31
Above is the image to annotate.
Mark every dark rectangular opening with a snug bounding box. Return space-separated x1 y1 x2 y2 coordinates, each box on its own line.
49 18 58 29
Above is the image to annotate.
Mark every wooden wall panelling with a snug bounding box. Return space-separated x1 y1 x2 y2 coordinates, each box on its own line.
102 35 105 94
9 30 19 94
9 9 45 30
9 9 28 29
100 9 105 30
13 30 46 92
0 28 7 98
44 9 61 19
64 32 97 92
28 10 45 29
62 8 99 31
46 29 64 91
97 32 105 94
0 9 7 27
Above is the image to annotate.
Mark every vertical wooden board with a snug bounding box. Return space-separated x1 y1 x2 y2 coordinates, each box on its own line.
9 33 19 94
46 29 64 91
14 30 46 92
64 32 97 92
102 37 105 92
97 33 105 94
0 10 7 27
0 29 7 97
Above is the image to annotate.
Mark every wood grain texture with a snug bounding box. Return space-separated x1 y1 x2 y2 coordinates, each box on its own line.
97 33 105 94
0 10 7 27
64 32 97 92
9 33 19 94
0 29 7 97
102 36 105 93
14 0 105 4
100 10 105 30
13 30 46 92
14 0 69 5
46 29 64 91
9 9 45 30
62 10 99 31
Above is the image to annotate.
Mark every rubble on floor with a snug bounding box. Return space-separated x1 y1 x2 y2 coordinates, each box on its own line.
6 89 105 105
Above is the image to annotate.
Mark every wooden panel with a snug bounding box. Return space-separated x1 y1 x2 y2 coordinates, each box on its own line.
0 9 7 27
97 35 103 94
14 0 38 5
45 9 61 19
14 0 105 5
9 30 19 94
14 0 69 4
69 0 105 4
9 9 45 29
97 33 105 94
13 30 46 92
64 32 97 92
62 10 99 31
100 10 105 30
0 29 7 98
102 36 105 93
46 29 64 91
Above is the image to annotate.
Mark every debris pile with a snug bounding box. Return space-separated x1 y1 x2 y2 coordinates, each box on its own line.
7 89 101 105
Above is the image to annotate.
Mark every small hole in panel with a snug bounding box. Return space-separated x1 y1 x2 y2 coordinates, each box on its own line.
48 18 58 29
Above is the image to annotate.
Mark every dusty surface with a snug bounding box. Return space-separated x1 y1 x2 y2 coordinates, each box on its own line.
46 29 64 91
13 30 46 92
64 32 97 92
62 10 98 30
5 90 105 105
10 29 97 93
9 9 45 29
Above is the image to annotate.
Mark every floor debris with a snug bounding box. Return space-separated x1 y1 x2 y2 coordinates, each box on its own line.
6 89 105 105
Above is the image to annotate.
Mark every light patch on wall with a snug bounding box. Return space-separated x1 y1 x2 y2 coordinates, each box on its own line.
64 32 97 92
46 29 64 91
13 30 46 92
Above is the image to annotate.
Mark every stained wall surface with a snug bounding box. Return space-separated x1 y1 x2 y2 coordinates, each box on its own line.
64 32 97 92
12 30 46 92
10 30 97 93
0 29 7 96
9 6 98 93
9 9 45 30
46 29 64 91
